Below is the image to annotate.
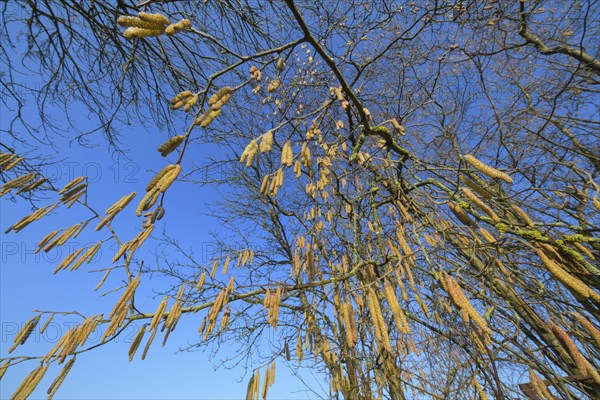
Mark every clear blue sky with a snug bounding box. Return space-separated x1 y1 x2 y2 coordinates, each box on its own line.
0 97 325 400
0 24 325 400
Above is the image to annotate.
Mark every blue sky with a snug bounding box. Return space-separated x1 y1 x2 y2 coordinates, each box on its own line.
0 19 325 400
0 100 325 399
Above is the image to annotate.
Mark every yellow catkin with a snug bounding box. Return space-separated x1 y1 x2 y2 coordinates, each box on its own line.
0 360 8 380
46 357 76 399
296 332 304 362
36 230 58 252
8 315 41 353
479 227 497 243
240 139 259 167
165 18 191 36
54 248 85 273
219 306 231 332
156 164 181 192
10 362 49 399
0 172 36 195
8 203 58 234
15 177 47 194
183 94 199 112
138 12 170 25
146 165 176 192
262 365 270 400
123 27 164 39
171 90 192 105
148 297 168 332
196 272 207 291
572 242 595 260
267 79 281 92
249 66 262 81
383 281 410 334
448 201 477 227
108 277 140 320
472 378 488 400
141 328 158 360
58 177 84 194
0 153 17 169
444 273 492 336
366 288 393 352
461 187 499 222
592 196 600 211
281 141 293 167
300 143 311 167
276 58 286 72
208 86 234 110
535 248 600 302
158 135 185 157
128 326 146 361
260 131 273 153
195 108 221 128
343 300 358 347
464 154 513 184
118 16 165 30
106 192 137 215
571 312 600 349
510 205 535 227
528 369 553 400
3 156 23 170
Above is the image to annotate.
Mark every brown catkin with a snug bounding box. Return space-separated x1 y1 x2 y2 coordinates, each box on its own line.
464 154 513 184
296 332 303 362
547 320 600 383
510 205 535 227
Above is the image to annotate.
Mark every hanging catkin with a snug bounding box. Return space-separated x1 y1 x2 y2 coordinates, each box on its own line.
463 154 513 184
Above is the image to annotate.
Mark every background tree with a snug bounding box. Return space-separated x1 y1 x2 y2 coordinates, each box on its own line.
1 0 599 398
